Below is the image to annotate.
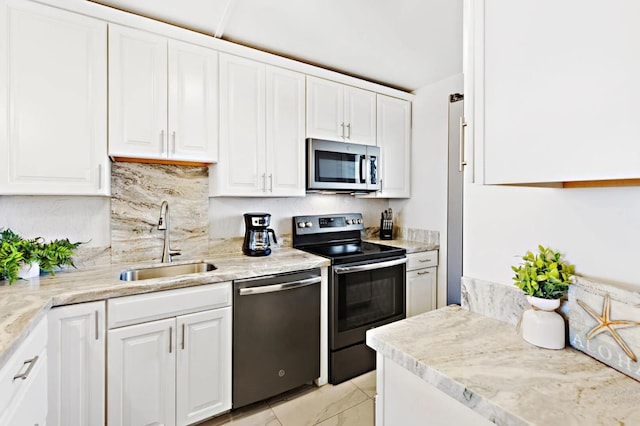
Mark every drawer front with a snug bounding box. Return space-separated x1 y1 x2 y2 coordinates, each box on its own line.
108 282 232 329
0 316 47 417
406 251 438 271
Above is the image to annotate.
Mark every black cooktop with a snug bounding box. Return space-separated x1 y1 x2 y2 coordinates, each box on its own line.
301 241 405 265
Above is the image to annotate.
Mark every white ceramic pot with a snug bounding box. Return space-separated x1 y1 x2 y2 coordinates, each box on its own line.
521 295 565 350
17 262 40 280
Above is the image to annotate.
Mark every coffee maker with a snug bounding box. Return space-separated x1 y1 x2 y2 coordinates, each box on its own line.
242 213 278 256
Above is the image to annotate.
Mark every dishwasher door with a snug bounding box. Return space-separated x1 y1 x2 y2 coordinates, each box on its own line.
233 269 321 408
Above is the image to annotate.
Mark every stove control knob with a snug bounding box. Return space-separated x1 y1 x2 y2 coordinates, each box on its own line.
305 221 313 228
358 219 363 224
298 221 306 228
346 219 352 224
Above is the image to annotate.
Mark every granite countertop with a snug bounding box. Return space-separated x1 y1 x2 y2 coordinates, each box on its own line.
367 305 640 425
0 247 330 368
365 237 439 254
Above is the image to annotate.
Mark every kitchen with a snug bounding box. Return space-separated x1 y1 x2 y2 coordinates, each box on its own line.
2 0 640 425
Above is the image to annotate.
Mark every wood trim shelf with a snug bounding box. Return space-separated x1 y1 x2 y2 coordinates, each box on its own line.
111 156 212 167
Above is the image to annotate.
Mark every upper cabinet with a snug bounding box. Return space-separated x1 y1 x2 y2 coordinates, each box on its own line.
306 76 376 145
0 0 109 195
376 95 411 198
210 54 305 197
108 24 218 164
466 0 640 185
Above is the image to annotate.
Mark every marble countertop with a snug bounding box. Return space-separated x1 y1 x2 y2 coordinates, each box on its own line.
367 305 640 425
0 247 329 368
364 237 439 254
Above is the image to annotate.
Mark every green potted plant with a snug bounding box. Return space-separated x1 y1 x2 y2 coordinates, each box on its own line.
0 228 83 285
512 245 575 350
512 245 575 300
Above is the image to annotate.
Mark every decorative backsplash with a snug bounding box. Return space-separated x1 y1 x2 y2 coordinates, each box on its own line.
111 162 209 264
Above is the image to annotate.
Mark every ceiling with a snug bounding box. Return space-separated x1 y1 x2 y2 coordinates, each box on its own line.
94 0 463 92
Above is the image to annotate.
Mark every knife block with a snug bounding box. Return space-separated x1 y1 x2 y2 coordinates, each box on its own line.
380 219 393 240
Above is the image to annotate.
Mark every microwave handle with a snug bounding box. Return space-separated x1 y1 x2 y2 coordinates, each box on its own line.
359 155 367 183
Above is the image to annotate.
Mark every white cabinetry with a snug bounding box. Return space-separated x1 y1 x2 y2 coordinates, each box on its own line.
109 24 218 164
467 0 640 185
405 251 437 317
375 354 493 426
376 95 411 198
0 0 109 195
107 282 232 426
211 54 305 197
306 76 376 145
48 301 105 426
0 316 48 426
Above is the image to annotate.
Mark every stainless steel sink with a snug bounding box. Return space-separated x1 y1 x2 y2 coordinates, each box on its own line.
119 262 217 281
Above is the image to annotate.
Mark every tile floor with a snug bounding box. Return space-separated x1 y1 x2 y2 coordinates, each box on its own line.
200 371 376 426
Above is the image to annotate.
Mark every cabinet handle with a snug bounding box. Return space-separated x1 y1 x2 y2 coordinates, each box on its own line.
262 173 267 192
13 356 38 381
341 122 345 139
181 324 185 350
169 327 173 353
418 259 432 263
160 130 165 154
98 164 102 190
172 131 176 154
269 174 273 192
346 123 351 139
95 310 99 340
417 271 431 276
459 117 468 172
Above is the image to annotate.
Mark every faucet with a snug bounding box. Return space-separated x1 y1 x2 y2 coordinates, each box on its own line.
158 200 181 263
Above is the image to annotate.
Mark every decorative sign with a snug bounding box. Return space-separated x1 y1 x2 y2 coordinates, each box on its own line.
569 278 640 382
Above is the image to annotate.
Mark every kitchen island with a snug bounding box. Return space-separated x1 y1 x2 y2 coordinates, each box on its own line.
367 305 640 425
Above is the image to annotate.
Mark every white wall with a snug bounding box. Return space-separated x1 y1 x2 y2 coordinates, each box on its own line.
209 195 388 240
391 73 464 307
463 183 640 288
0 196 111 246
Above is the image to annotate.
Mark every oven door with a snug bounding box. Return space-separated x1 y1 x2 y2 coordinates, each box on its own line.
330 256 406 350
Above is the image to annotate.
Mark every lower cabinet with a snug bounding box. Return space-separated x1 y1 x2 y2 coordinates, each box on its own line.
0 316 48 426
107 282 232 426
47 301 106 426
375 354 493 426
406 251 438 317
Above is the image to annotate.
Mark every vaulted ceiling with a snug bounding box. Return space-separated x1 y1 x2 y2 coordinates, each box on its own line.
94 0 463 92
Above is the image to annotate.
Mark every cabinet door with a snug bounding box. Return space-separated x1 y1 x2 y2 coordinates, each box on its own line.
48 302 105 426
108 24 168 159
108 319 176 426
168 40 219 163
406 268 436 317
0 0 108 195
472 0 640 184
377 95 411 198
211 54 266 196
344 86 376 145
176 307 231 425
306 76 344 141
265 66 306 197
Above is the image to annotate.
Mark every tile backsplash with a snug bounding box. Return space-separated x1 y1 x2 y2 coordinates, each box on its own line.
110 162 209 264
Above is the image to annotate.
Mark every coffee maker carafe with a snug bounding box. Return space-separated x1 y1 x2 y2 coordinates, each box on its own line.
242 213 277 256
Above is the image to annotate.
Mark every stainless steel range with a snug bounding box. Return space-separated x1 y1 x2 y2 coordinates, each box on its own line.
292 213 406 384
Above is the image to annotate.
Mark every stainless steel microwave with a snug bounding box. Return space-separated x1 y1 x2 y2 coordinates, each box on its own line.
307 138 380 193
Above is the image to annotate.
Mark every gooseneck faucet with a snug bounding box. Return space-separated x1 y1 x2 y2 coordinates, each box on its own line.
158 200 181 263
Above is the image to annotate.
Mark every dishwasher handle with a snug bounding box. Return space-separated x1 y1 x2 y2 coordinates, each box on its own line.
333 257 407 275
238 276 321 296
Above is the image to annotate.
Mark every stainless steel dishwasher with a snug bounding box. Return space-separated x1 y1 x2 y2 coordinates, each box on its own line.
233 268 321 408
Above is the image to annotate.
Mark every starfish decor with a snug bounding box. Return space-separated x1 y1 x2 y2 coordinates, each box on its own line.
577 293 640 362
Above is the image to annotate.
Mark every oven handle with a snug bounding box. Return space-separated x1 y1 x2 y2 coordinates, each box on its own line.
238 276 321 295
333 257 407 274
